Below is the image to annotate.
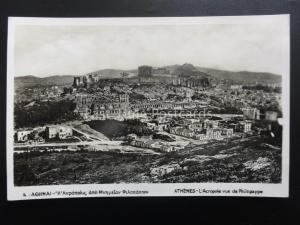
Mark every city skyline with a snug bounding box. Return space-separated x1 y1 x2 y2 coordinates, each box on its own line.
14 20 287 77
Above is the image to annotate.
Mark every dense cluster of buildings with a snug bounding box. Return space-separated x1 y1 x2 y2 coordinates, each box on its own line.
168 118 240 141
133 101 205 111
207 83 281 115
69 65 211 117
74 93 132 120
14 64 282 154
15 86 63 103
129 135 186 152
125 114 253 151
92 94 131 120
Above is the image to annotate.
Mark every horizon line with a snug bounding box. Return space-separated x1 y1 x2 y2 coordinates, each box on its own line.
14 64 282 78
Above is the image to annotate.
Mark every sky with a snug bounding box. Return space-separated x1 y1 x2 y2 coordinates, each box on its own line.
13 20 287 77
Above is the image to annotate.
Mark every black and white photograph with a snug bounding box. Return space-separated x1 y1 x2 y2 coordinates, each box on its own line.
6 15 290 200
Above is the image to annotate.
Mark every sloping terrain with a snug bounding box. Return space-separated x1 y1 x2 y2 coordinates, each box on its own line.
15 75 74 89
195 67 281 84
14 135 281 186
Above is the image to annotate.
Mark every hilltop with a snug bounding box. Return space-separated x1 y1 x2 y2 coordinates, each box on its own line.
160 64 281 84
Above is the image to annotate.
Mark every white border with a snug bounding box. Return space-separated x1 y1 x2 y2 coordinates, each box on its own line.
6 15 290 200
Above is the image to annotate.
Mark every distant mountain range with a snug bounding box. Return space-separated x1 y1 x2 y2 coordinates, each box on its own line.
15 63 281 89
161 63 281 84
15 75 74 89
86 69 137 78
195 67 281 84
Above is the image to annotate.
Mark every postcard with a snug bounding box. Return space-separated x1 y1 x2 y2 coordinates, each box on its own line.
6 15 290 200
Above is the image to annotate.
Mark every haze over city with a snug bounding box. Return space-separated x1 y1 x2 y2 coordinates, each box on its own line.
14 22 286 77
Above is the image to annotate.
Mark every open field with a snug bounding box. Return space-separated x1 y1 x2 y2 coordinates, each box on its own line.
14 135 281 186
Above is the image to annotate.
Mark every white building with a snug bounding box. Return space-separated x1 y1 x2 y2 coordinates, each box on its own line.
238 121 252 133
45 126 73 139
265 111 278 121
15 130 33 142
